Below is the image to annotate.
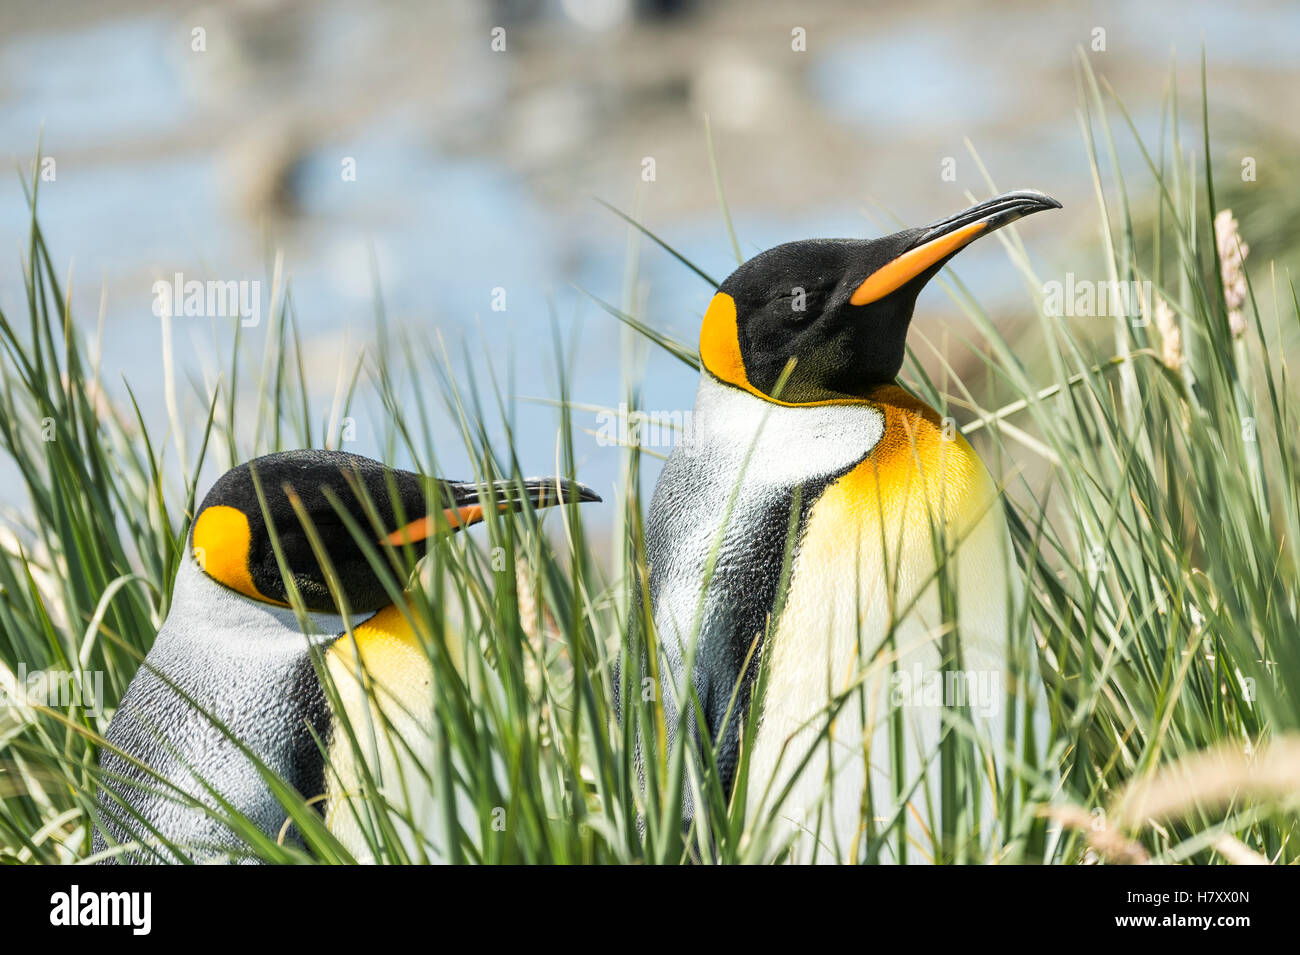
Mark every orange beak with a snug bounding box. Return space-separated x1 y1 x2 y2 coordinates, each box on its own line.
385 505 487 545
382 477 601 547
850 222 987 306
850 190 1061 307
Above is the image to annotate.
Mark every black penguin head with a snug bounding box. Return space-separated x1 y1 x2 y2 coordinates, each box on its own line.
189 449 600 614
699 190 1061 403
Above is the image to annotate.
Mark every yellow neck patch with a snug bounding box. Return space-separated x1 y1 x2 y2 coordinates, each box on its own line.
192 504 275 604
336 601 425 650
331 603 424 669
832 384 982 530
327 602 446 706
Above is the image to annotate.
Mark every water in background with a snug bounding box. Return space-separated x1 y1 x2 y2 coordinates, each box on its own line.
1 0 1295 521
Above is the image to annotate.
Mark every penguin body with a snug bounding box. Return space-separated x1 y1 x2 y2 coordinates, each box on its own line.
92 450 598 863
93 558 346 862
744 386 1014 860
644 372 882 803
645 191 1059 861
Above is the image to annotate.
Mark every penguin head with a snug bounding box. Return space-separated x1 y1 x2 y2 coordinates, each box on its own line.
699 190 1061 403
189 449 600 614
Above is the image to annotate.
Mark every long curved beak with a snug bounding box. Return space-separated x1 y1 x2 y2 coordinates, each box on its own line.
385 477 601 545
851 190 1062 306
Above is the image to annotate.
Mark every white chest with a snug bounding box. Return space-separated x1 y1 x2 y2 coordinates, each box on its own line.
742 401 1018 862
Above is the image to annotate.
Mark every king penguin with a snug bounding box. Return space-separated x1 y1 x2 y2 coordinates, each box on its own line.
644 190 1060 862
92 449 599 863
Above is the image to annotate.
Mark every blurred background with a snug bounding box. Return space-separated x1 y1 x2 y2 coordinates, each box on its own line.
1 0 1297 515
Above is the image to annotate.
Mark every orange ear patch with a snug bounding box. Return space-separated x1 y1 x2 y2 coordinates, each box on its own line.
192 504 271 603
698 292 753 391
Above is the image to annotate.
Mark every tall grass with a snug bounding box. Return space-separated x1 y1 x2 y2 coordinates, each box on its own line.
1 53 1297 864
